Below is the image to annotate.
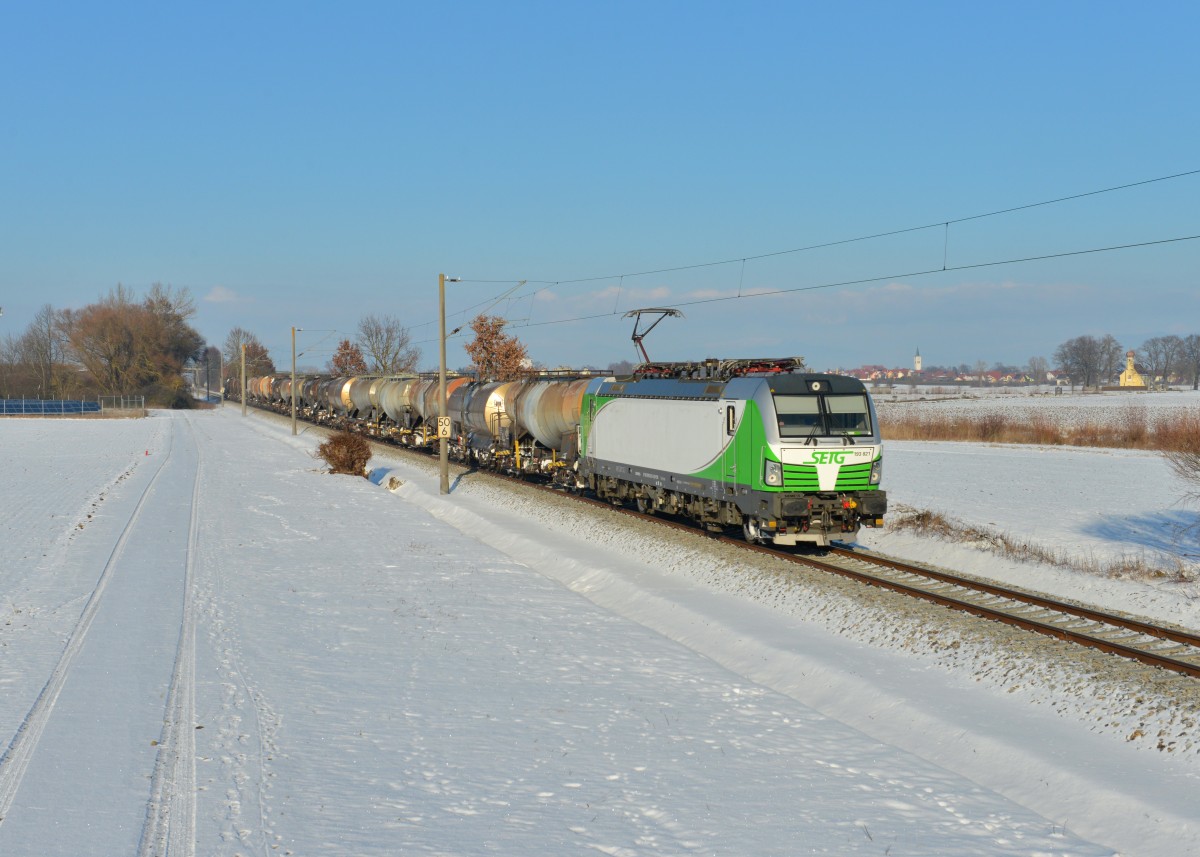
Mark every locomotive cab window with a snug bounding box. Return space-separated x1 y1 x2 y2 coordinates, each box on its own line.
824 394 872 435
773 395 822 436
773 393 872 437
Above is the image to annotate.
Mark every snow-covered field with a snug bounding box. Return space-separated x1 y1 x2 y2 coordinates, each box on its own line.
1 406 1198 856
876 388 1200 433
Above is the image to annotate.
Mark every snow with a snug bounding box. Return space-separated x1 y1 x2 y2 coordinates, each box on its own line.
876 387 1200 435
861 440 1200 630
1 407 1198 855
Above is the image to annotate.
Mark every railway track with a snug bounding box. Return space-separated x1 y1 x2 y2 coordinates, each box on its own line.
564 488 1200 679
246 400 1200 680
819 546 1200 679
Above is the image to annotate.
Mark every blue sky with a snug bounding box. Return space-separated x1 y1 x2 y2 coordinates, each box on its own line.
2 1 1197 373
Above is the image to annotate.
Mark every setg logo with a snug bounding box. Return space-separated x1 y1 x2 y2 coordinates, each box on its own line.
811 451 849 465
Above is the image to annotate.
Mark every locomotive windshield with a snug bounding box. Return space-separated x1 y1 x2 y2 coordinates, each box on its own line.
774 394 872 437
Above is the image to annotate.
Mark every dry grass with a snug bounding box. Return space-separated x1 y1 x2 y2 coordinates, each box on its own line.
889 507 1197 583
315 430 372 477
881 408 1200 452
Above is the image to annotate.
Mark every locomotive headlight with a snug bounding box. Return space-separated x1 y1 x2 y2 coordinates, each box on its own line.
870 459 883 485
764 460 783 486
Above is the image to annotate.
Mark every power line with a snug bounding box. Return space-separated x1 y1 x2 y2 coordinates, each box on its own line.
497 232 1200 332
412 231 1200 345
434 165 1200 326
446 167 1199 306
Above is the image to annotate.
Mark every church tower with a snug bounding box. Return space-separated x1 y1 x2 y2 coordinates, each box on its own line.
1119 350 1145 388
914 347 922 374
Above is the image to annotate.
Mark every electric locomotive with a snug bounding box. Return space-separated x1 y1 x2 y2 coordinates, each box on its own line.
579 358 887 546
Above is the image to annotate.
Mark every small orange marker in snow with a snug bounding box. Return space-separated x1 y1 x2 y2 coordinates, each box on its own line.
145 450 150 456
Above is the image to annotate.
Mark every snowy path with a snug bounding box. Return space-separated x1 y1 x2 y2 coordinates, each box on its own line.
189 410 1119 856
0 415 198 856
3 409 1196 854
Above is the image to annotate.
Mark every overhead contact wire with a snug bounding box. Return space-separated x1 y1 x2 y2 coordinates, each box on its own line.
504 232 1200 330
434 167 1198 325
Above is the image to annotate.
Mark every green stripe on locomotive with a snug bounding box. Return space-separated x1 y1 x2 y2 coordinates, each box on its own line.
782 461 875 491
581 391 881 494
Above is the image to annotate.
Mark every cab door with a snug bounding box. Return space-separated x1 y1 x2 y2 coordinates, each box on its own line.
721 400 739 495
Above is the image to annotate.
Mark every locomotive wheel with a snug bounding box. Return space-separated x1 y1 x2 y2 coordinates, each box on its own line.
742 516 763 545
635 495 655 515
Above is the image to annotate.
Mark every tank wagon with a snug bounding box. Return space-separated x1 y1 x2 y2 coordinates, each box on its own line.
239 356 886 546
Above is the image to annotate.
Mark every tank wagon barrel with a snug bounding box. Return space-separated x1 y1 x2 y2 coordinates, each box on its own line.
512 378 590 451
348 376 379 418
367 376 401 417
379 378 422 428
419 377 469 422
462 382 515 438
302 377 324 407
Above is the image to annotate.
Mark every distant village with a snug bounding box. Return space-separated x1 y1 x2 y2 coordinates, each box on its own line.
832 343 1193 390
837 365 1054 386
834 348 1064 386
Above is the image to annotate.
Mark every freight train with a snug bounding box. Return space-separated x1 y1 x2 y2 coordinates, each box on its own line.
235 357 887 547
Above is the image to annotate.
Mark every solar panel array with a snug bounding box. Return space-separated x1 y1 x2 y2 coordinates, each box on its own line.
0 400 102 415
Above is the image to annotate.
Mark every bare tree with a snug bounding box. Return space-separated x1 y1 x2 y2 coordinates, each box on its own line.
1027 356 1049 384
145 282 197 323
62 284 204 401
1180 334 1200 391
356 314 419 374
973 360 988 387
1054 335 1105 389
1140 335 1184 384
223 327 276 378
0 333 30 397
62 289 143 395
464 315 529 381
1097 334 1124 385
1166 449 1200 505
16 304 70 397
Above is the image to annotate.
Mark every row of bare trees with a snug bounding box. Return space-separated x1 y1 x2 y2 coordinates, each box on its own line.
1 285 205 405
329 314 530 380
1139 335 1200 389
324 314 427 376
226 313 531 383
222 314 425 381
1054 333 1200 389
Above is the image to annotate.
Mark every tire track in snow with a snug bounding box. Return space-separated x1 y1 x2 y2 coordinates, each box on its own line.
139 413 202 857
187 412 277 856
0 421 178 826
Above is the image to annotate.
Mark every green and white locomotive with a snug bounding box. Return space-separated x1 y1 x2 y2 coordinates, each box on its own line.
579 358 887 546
